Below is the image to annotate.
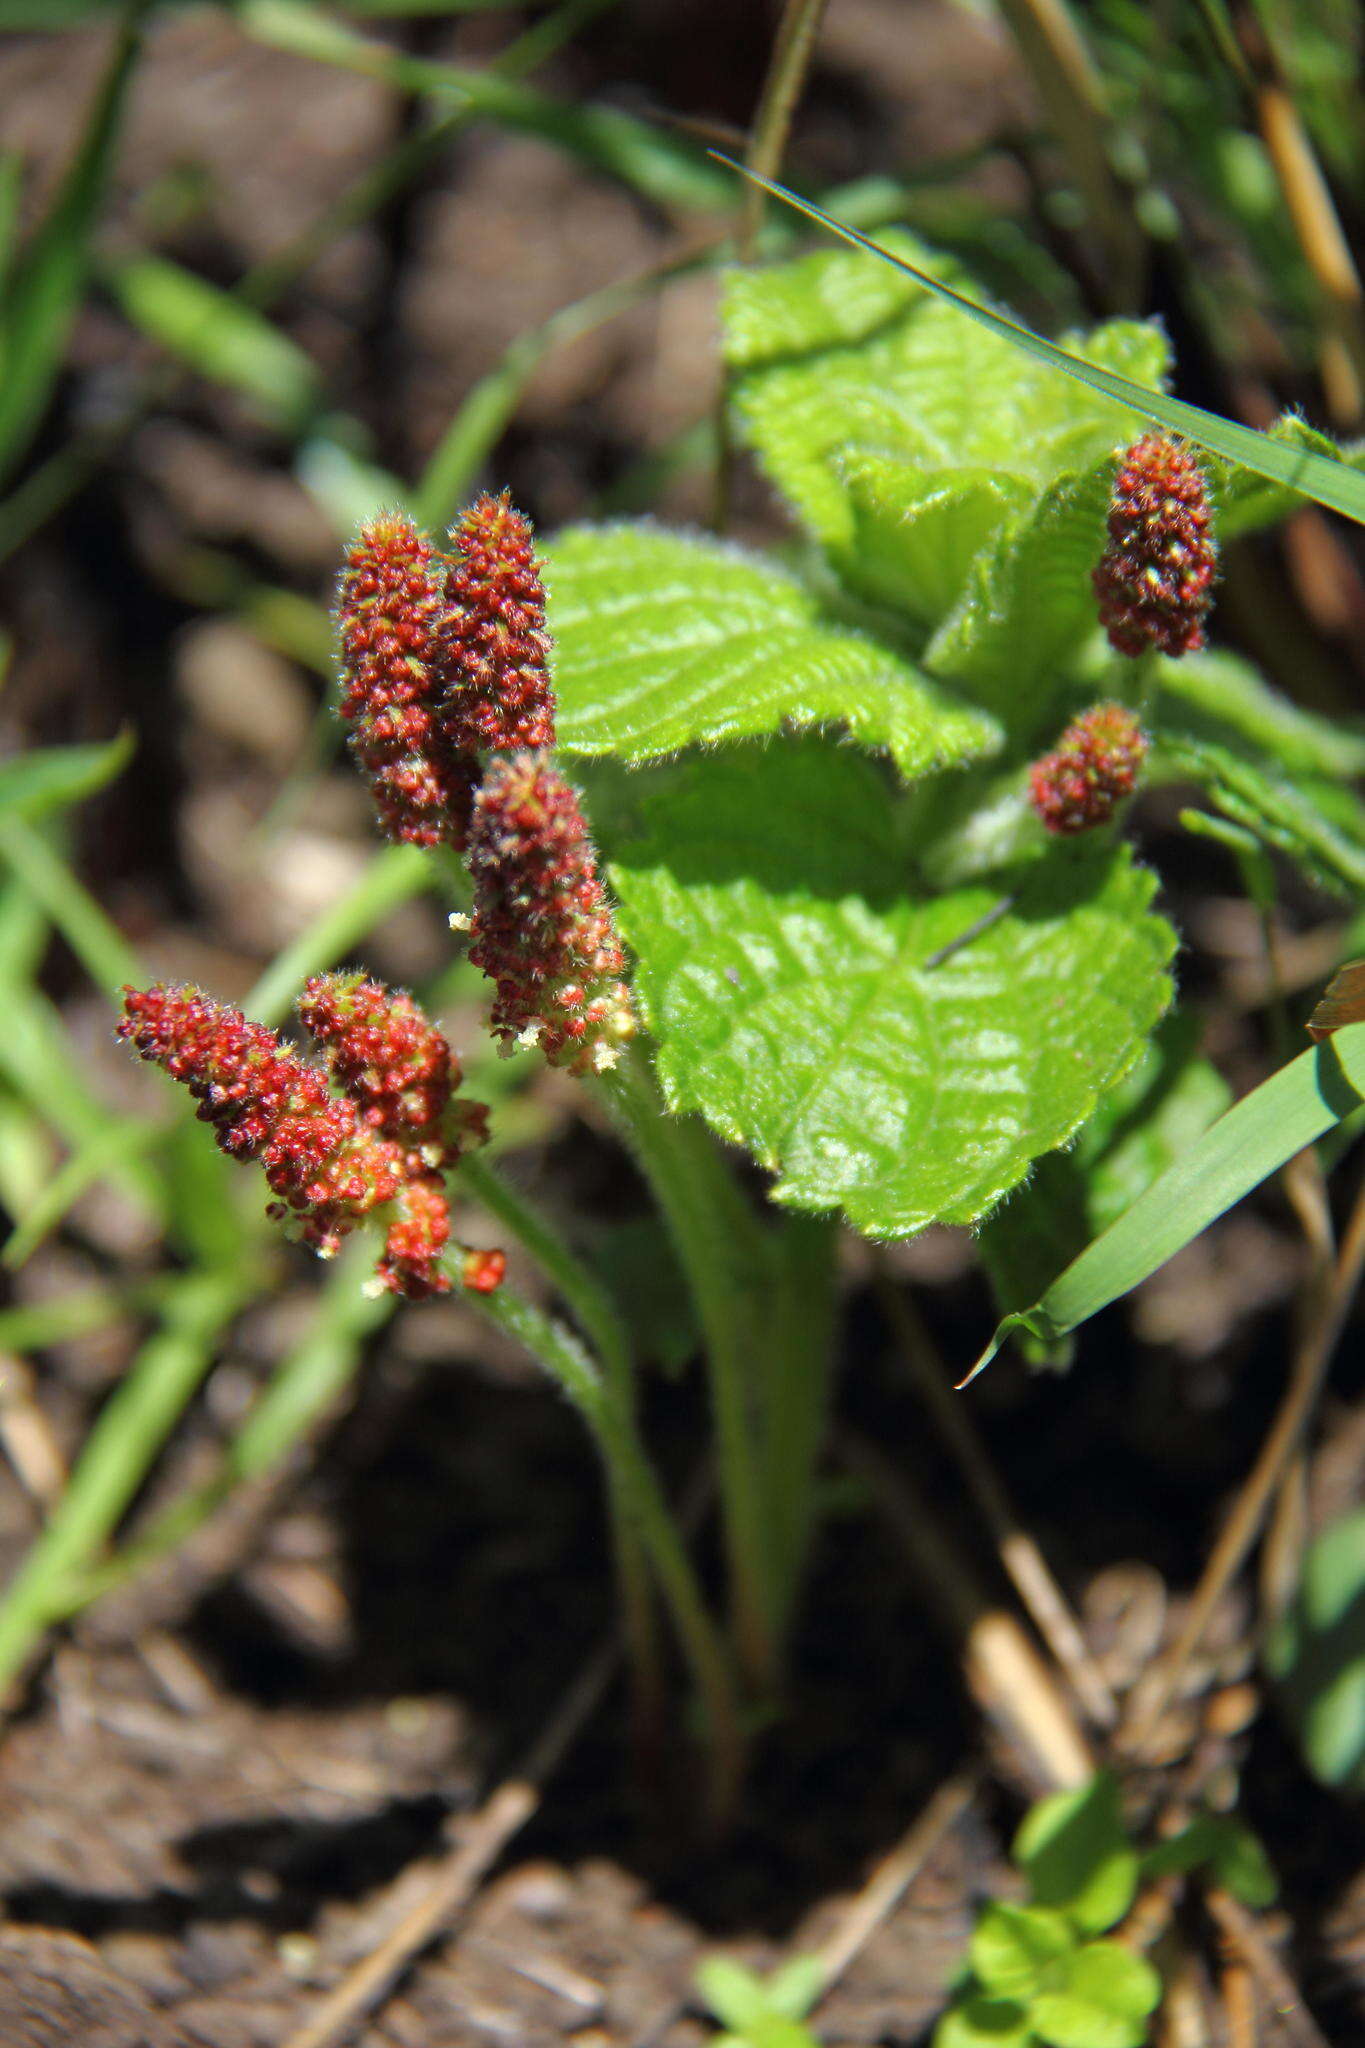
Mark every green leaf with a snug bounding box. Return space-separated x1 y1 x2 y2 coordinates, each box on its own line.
0 731 133 822
933 1994 1034 2048
827 453 1029 631
714 162 1365 530
0 0 147 485
971 1903 1074 1996
694 1959 822 2048
1265 1506 1365 1789
1031 1943 1161 2048
1160 731 1365 896
979 1015 1231 1324
547 523 999 778
1014 1775 1138 1937
925 463 1115 725
723 231 1169 570
1141 1813 1277 1908
107 253 323 432
611 739 1175 1237
1153 647 1365 781
971 1023 1365 1375
765 1956 825 2020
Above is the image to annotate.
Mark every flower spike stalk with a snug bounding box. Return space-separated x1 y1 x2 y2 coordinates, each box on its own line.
461 751 636 1075
118 981 502 1299
1093 432 1217 658
1029 703 1148 835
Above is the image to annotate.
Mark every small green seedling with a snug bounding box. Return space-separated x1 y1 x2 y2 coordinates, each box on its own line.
695 1953 825 2048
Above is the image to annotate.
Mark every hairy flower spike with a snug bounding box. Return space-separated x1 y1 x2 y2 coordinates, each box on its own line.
297 971 489 1164
119 982 500 1299
464 752 635 1075
336 511 479 848
440 492 556 753
1094 433 1217 658
1029 703 1148 835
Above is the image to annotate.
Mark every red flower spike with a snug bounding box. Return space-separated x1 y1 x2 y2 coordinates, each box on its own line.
1029 703 1148 835
1093 433 1217 659
119 982 500 1300
439 493 556 753
461 1247 507 1294
464 751 635 1075
296 971 489 1167
336 510 480 848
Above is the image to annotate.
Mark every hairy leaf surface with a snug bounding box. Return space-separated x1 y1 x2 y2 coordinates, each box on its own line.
611 741 1175 1236
547 522 998 775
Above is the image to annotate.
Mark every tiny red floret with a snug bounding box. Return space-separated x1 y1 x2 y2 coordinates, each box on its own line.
1029 703 1148 834
463 751 635 1075
439 492 556 753
119 980 500 1300
462 1247 507 1294
336 511 480 848
297 971 488 1164
1093 433 1217 658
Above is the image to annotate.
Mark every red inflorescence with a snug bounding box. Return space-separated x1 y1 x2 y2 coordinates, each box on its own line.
440 492 556 754
297 971 487 1164
336 511 480 849
1029 703 1149 835
464 751 635 1075
1093 433 1217 659
119 981 501 1299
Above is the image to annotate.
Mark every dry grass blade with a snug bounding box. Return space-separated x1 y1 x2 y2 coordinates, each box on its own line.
1206 1888 1332 2048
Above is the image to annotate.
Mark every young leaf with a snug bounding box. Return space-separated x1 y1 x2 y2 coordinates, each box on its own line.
827 453 1029 631
1014 1774 1138 1937
925 463 1115 726
547 523 999 778
712 161 1365 530
1159 731 1365 896
1152 647 1365 781
933 1996 1033 2048
970 1903 1074 1997
723 229 1169 567
610 739 1175 1238
971 1022 1365 1376
1141 1813 1277 1908
1029 1941 1161 2048
1264 1506 1365 1790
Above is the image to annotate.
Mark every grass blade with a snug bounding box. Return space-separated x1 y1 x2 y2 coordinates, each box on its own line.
0 0 151 485
244 0 731 215
0 1269 248 1700
244 842 435 1025
711 157 1365 528
968 1022 1365 1379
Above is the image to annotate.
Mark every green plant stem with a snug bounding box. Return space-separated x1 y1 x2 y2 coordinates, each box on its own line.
453 1149 666 1763
473 1283 744 1819
600 1046 780 1697
0 1269 247 1702
757 1212 838 1641
737 0 830 261
457 1148 631 1399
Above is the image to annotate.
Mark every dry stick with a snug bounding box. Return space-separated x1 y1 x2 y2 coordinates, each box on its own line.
872 1258 1118 1729
838 1425 1094 1792
712 0 829 532
810 1769 981 2000
1260 1145 1335 1630
281 1466 714 2048
1206 1888 1332 2048
1123 1175 1365 1753
992 0 1144 310
1234 6 1365 426
0 1353 67 1511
